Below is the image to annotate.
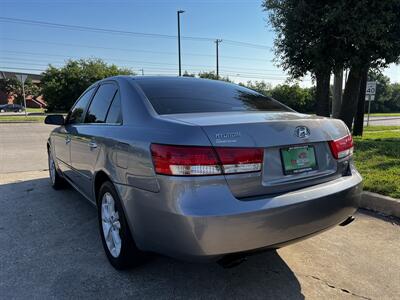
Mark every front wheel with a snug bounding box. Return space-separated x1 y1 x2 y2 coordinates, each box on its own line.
98 181 145 269
48 149 66 189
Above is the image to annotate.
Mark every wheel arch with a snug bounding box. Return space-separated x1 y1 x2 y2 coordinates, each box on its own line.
46 138 51 152
93 170 113 204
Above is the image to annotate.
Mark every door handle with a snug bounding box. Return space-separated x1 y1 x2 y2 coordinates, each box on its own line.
88 141 98 149
65 136 71 144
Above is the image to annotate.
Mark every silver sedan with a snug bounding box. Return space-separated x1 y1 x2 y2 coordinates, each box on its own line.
45 76 362 269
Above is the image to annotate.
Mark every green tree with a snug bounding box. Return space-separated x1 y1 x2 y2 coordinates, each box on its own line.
41 58 133 112
241 81 272 95
182 71 195 77
270 84 315 113
262 0 341 117
337 0 400 134
388 83 400 112
198 71 231 82
365 72 400 113
240 80 315 113
0 77 40 105
263 0 400 132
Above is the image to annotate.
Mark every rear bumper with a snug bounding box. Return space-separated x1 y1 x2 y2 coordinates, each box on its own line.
116 167 362 262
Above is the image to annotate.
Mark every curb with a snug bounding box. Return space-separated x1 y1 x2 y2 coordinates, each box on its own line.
360 191 400 218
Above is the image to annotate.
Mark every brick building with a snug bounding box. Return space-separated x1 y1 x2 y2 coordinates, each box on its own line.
0 71 46 108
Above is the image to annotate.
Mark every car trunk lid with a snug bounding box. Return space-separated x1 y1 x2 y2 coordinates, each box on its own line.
161 112 350 198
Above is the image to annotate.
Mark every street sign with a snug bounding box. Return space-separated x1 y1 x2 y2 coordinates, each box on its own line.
366 81 377 95
365 81 377 127
365 94 375 101
15 74 28 83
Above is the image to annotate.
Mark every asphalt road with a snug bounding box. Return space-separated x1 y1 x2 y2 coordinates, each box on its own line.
0 123 55 173
363 116 400 126
1 123 399 299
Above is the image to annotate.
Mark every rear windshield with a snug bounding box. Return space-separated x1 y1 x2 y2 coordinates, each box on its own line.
135 79 291 115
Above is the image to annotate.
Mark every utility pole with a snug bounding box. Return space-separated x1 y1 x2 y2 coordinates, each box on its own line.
177 10 185 76
139 68 144 76
215 39 222 79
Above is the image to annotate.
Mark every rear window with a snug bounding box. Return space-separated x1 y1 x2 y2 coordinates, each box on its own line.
135 79 291 115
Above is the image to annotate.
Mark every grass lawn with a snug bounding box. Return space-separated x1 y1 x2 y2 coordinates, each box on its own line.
26 107 45 113
363 125 400 132
369 113 400 117
0 115 46 122
354 127 400 198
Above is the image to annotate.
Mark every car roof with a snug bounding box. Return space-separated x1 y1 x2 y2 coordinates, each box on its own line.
131 75 228 84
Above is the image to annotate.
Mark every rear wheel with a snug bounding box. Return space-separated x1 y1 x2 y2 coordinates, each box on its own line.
97 181 145 269
48 148 66 189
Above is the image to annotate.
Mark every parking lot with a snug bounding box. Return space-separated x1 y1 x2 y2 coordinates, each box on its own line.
1 123 399 299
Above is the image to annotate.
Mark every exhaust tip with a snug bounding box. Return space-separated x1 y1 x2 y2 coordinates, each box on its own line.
339 216 355 226
217 254 247 268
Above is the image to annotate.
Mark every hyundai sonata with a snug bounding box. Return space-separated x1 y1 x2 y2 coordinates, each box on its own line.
45 76 362 269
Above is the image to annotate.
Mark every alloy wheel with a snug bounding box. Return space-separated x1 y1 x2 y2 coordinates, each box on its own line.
48 153 56 185
101 192 122 258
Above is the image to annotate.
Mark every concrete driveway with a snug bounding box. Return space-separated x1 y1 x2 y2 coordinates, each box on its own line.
0 123 399 299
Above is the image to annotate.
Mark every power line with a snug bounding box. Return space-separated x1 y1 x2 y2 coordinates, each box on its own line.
0 65 293 82
1 37 272 63
0 58 289 77
0 65 309 83
0 66 45 72
226 74 312 82
0 51 285 73
0 17 271 49
223 40 272 50
1 37 178 56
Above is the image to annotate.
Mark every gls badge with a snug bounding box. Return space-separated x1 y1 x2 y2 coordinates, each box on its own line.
295 126 310 138
215 131 241 144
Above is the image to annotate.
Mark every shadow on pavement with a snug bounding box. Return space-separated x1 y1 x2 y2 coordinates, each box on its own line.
0 177 304 299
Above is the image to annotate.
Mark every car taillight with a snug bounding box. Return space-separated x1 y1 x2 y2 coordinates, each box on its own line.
215 147 263 174
328 134 354 159
150 144 263 176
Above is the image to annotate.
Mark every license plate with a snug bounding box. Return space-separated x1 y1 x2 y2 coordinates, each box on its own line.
280 145 318 175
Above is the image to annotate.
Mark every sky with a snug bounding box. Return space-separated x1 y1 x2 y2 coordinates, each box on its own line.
0 0 399 87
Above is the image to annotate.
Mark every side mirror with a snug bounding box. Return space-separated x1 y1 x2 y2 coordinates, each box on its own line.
45 114 65 125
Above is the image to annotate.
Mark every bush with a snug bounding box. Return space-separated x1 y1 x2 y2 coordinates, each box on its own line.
41 58 134 112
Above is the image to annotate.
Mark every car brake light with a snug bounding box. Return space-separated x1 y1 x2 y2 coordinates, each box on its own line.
215 147 263 174
150 144 263 176
328 134 354 159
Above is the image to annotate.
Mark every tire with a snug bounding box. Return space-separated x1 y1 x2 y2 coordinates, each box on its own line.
97 181 145 269
48 148 67 189
0 109 4 113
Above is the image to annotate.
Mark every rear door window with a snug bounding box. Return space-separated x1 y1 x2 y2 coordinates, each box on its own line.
85 83 118 123
105 90 122 124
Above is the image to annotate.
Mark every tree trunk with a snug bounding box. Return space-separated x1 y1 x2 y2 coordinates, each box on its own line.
332 69 343 118
339 67 363 130
353 67 369 136
315 70 331 117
